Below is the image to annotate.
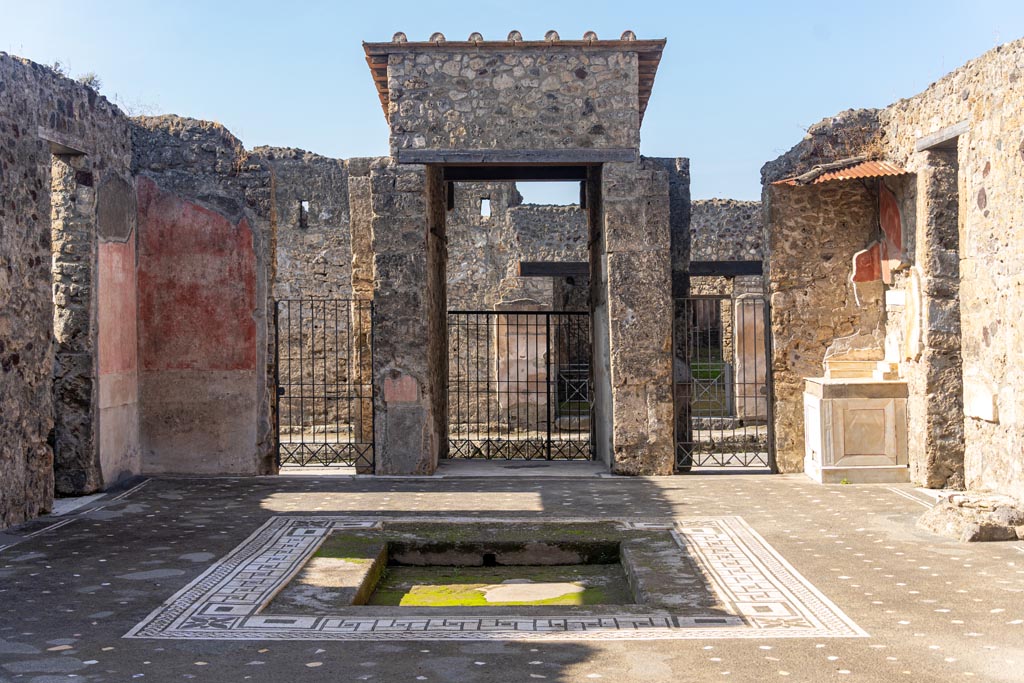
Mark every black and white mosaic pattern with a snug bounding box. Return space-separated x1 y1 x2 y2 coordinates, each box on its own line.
125 516 867 641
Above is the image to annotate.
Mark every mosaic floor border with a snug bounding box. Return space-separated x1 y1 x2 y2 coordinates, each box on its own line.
124 515 867 641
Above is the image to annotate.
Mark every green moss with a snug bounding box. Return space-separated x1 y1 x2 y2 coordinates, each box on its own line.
314 532 384 562
367 565 632 607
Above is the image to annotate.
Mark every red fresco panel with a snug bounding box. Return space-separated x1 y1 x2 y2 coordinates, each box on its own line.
879 182 903 252
852 242 882 283
136 177 257 372
98 239 139 376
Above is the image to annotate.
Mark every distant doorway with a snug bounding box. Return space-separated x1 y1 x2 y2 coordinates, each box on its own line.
447 310 593 460
437 167 604 465
274 298 374 471
674 290 774 471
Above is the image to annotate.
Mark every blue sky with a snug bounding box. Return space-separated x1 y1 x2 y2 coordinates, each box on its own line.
3 1 1023 201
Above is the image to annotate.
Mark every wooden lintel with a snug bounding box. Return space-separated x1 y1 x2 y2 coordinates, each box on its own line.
443 166 589 182
519 261 590 278
399 148 637 166
915 120 970 152
689 260 763 277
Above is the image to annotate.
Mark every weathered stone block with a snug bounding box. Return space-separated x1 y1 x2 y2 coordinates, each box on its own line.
387 47 640 153
917 493 1024 542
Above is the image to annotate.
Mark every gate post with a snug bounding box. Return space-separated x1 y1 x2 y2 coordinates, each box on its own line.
348 160 376 473
367 162 445 475
599 159 675 475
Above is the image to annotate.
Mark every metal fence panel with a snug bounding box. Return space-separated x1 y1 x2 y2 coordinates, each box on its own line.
674 295 774 470
447 310 593 460
275 299 374 469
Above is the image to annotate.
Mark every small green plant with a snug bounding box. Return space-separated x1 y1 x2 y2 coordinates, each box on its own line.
839 478 851 485
76 72 102 92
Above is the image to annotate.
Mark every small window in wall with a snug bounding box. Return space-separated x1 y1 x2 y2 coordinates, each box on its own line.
299 200 310 229
480 197 491 219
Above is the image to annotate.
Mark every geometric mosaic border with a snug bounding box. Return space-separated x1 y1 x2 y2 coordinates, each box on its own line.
125 516 867 641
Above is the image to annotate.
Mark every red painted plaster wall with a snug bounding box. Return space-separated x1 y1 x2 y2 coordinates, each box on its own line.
98 239 138 376
97 234 141 485
136 177 256 372
135 177 261 475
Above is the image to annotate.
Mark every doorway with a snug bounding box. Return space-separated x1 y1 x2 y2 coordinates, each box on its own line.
437 167 602 464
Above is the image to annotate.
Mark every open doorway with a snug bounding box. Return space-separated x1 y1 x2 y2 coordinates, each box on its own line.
440 172 597 462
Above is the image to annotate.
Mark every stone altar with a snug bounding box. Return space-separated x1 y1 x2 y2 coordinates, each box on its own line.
803 376 909 484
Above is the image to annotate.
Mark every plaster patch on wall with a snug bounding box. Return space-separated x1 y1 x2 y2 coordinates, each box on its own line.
964 375 999 423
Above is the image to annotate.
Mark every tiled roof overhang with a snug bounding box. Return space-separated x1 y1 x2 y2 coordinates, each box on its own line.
363 39 666 125
773 159 910 186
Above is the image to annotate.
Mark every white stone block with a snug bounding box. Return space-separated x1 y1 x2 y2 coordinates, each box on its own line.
803 377 909 484
884 289 905 307
963 378 999 423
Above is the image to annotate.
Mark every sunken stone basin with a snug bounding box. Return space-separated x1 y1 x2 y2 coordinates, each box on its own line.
265 521 703 613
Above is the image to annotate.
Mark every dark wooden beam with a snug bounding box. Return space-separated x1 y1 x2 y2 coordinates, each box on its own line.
443 166 590 182
363 39 667 56
519 261 590 278
689 260 763 276
400 148 638 166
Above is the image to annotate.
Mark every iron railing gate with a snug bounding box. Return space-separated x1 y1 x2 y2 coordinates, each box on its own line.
447 310 593 460
275 299 374 470
674 295 774 470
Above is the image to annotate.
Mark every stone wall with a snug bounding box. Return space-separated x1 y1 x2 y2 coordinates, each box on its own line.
761 109 883 185
599 158 676 474
764 181 882 472
446 185 590 310
368 161 440 474
387 47 639 154
446 182 521 310
0 53 134 527
761 37 1024 493
690 199 763 262
502 203 589 307
132 116 274 475
878 38 1024 497
259 148 352 300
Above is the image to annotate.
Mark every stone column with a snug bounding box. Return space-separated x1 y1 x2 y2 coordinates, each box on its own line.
733 293 769 421
347 159 376 470
51 154 103 494
907 149 965 488
648 158 691 472
368 161 441 474
599 159 675 475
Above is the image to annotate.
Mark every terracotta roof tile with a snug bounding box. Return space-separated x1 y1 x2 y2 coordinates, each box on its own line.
774 160 909 186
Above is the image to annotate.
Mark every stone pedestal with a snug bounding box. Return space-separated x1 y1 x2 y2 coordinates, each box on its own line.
733 294 768 421
494 308 549 432
803 378 909 484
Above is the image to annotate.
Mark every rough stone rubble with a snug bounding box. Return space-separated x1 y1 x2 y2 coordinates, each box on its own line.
2 33 1024 539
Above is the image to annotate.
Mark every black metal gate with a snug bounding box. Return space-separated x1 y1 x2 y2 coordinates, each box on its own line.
275 299 374 470
674 294 774 470
447 311 593 460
